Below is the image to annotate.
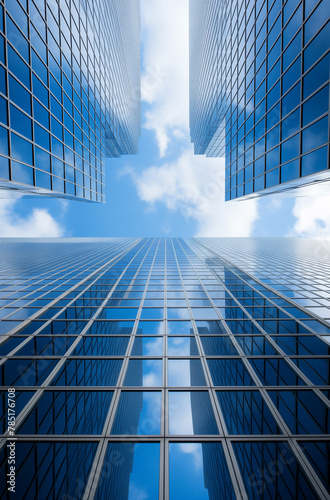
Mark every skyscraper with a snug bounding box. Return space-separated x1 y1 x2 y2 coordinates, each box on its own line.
0 0 141 202
1 237 330 499
189 0 330 201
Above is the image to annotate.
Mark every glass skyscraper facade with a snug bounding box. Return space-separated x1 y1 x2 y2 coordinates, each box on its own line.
189 0 330 201
1 237 330 498
0 0 140 202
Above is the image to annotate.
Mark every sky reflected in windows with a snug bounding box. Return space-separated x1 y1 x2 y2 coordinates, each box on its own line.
111 391 161 435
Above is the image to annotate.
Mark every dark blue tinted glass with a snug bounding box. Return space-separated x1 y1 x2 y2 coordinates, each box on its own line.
301 145 328 176
268 390 330 434
0 442 97 499
301 442 330 493
291 357 330 385
87 320 135 335
0 390 34 433
217 391 280 434
249 358 305 386
51 359 123 386
95 442 160 500
18 391 113 434
0 358 58 386
169 391 218 435
236 336 279 355
195 320 227 335
208 359 255 386
234 441 319 499
72 336 130 356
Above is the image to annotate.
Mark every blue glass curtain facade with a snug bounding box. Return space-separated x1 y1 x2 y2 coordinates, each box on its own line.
0 0 141 202
189 0 330 200
0 237 330 498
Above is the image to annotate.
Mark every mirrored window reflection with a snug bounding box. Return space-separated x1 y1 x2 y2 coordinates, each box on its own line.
233 441 318 499
136 321 164 335
131 336 163 356
87 321 135 335
167 320 194 335
249 359 305 386
95 442 160 500
168 359 206 386
168 337 199 356
235 336 279 355
0 391 34 433
195 320 227 335
51 359 123 386
268 390 330 434
200 336 238 355
207 359 255 386
111 391 161 435
301 442 330 494
124 359 162 387
169 392 218 435
71 336 130 356
271 335 330 355
18 391 113 434
217 391 281 435
0 442 97 499
169 442 235 499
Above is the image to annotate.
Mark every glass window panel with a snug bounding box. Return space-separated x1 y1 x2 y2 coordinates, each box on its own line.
233 441 319 499
124 359 162 387
136 320 164 335
167 320 194 335
11 133 33 165
71 336 129 356
0 124 8 155
249 358 305 386
302 85 329 126
207 359 255 386
95 442 160 500
168 359 206 386
268 389 330 434
303 54 329 99
169 442 235 499
200 336 238 355
140 308 164 320
168 337 199 356
304 20 330 72
111 391 161 435
0 390 34 433
9 75 31 114
0 442 97 499
281 134 300 163
131 336 163 356
217 390 281 434
301 145 328 176
18 391 113 434
301 441 330 494
0 358 58 386
195 321 227 335
302 116 328 153
169 392 218 435
291 357 330 385
236 336 279 355
16 336 76 356
51 359 123 386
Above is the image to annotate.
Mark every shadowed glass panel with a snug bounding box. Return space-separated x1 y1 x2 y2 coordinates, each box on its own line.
18 391 113 434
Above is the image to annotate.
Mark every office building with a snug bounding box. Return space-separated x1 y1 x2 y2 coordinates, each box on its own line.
0 237 330 498
0 0 141 202
189 0 330 200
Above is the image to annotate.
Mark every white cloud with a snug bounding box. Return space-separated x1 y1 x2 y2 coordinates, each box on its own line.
141 0 189 156
290 193 330 239
127 147 258 237
0 199 64 237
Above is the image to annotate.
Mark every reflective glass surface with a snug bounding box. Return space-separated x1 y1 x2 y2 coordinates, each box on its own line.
169 442 235 499
0 237 330 497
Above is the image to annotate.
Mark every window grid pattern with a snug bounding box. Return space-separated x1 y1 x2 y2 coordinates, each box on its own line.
0 237 330 499
189 0 330 201
0 0 140 202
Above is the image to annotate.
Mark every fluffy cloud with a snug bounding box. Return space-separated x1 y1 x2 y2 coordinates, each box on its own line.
0 198 64 237
291 188 330 239
128 147 258 237
141 0 190 156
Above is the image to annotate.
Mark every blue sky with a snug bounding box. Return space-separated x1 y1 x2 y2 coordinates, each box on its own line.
0 0 329 239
